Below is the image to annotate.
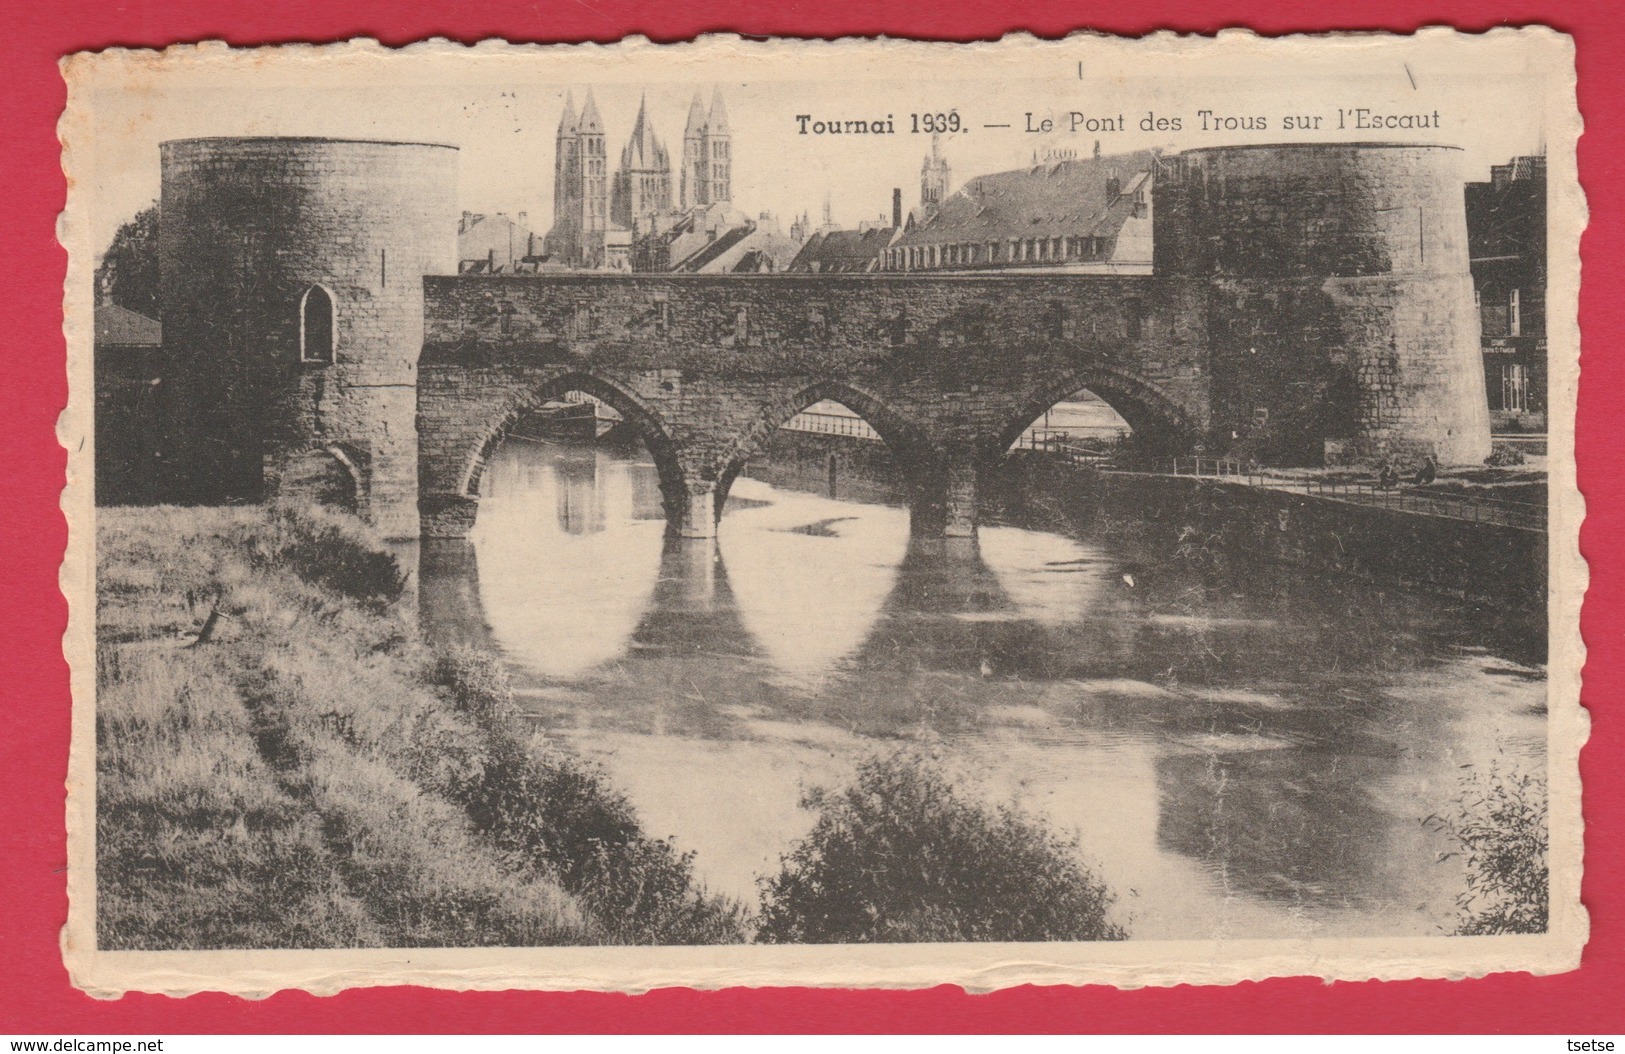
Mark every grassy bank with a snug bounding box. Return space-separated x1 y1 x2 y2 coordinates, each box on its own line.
96 504 745 949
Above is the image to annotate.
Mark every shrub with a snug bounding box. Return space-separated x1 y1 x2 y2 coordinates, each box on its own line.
1426 763 1549 935
1486 442 1528 467
431 647 515 721
249 505 406 608
757 752 1126 943
427 647 747 945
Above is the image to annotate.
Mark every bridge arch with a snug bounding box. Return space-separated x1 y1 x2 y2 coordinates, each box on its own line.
457 369 690 527
994 363 1203 458
712 378 932 516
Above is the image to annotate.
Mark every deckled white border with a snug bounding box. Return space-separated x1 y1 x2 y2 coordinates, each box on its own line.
58 27 1589 998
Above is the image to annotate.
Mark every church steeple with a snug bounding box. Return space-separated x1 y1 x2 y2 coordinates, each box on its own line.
684 91 708 139
681 91 708 210
920 133 951 212
578 88 604 134
707 88 730 135
613 92 672 231
556 89 578 135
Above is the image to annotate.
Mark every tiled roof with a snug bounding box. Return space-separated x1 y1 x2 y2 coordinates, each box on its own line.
893 150 1157 248
95 303 162 347
787 227 896 273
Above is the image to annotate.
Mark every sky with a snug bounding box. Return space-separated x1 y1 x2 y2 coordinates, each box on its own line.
75 33 1558 254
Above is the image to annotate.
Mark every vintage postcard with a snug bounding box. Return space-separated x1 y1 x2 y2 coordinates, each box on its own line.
59 28 1586 996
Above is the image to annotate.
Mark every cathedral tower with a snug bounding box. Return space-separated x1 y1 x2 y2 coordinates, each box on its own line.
679 88 732 210
545 91 582 265
706 89 731 206
612 93 673 232
546 89 609 267
576 90 608 265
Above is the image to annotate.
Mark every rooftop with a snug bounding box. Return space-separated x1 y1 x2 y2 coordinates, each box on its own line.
893 150 1156 248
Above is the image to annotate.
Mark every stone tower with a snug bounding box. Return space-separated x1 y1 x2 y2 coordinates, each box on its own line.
679 88 731 209
158 137 459 537
611 93 673 232
920 133 951 211
545 89 609 267
705 89 731 205
576 90 608 265
1154 143 1491 465
545 91 582 266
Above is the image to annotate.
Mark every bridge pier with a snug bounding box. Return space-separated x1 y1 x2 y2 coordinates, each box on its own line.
420 494 480 540
943 460 980 539
906 454 984 539
670 484 719 539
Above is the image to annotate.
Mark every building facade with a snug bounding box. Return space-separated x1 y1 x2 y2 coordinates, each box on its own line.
457 210 541 273
883 148 1156 273
1465 154 1547 434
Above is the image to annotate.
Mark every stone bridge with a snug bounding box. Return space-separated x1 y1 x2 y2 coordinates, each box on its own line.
151 138 1493 542
417 273 1210 538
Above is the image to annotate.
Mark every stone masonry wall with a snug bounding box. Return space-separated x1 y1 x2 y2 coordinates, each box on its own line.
1156 144 1491 464
160 137 459 536
416 272 1210 535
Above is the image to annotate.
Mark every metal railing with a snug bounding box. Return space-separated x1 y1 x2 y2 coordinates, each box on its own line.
1169 455 1267 485
1161 455 1546 530
1011 430 1116 465
1283 477 1546 529
781 410 882 441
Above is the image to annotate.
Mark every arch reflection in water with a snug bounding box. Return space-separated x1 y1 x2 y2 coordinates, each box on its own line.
719 476 909 690
416 431 1547 936
469 437 666 679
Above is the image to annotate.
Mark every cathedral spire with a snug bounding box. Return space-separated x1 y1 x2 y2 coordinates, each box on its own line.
578 88 604 134
684 91 708 138
708 88 730 135
624 92 663 165
557 89 578 135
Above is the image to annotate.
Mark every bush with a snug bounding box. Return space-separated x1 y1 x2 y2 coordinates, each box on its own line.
427 647 747 945
757 752 1126 943
1426 763 1548 935
431 647 515 721
247 505 406 608
1486 442 1528 467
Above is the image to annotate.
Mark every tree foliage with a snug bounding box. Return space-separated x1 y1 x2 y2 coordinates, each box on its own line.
96 205 161 318
757 752 1127 944
1426 762 1549 935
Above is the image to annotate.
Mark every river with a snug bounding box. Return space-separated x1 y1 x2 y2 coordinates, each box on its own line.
416 435 1547 940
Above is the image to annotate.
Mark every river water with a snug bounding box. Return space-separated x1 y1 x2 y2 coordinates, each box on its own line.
416 436 1547 940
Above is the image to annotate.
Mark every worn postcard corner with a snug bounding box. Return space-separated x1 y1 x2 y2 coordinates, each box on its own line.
59 26 1585 998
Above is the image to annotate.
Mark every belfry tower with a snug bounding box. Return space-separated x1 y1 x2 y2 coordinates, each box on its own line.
921 133 951 212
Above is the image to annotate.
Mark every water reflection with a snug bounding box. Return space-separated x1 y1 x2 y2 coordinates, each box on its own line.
420 435 1547 938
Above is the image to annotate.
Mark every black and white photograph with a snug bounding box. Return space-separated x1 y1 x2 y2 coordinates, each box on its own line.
60 29 1585 994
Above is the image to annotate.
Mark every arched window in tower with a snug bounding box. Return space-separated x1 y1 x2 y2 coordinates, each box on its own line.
299 284 336 364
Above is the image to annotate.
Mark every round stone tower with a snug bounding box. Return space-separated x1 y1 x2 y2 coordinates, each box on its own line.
1154 143 1491 465
159 137 459 536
